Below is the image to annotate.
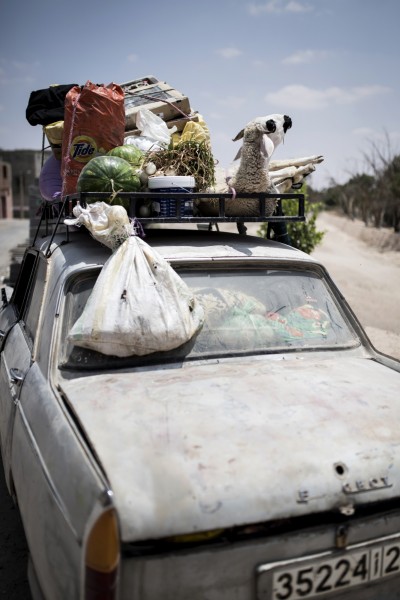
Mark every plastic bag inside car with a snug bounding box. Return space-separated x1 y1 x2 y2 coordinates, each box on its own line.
62 267 358 368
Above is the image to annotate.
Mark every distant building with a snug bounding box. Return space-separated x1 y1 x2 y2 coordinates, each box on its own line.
0 158 13 218
0 149 50 218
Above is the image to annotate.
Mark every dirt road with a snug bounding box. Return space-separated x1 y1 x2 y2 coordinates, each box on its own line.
312 211 400 360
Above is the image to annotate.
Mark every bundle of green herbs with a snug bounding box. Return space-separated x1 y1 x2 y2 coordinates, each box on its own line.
145 140 216 191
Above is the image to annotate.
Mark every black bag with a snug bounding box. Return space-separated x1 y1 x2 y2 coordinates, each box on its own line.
26 84 78 126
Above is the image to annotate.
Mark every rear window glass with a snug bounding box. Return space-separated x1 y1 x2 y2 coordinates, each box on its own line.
59 267 359 370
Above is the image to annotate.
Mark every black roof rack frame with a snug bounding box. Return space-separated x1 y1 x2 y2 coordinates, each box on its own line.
35 190 305 256
70 190 305 223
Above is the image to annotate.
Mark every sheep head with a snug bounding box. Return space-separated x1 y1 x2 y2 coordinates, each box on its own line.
232 114 292 162
240 122 273 164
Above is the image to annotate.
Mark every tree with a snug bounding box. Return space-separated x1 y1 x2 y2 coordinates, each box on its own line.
257 184 325 254
316 130 400 233
382 154 400 232
345 173 376 224
360 131 400 230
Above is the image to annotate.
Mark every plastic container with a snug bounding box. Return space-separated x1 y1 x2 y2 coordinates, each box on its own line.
148 176 195 217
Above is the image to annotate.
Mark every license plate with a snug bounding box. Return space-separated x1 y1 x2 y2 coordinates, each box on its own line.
257 535 400 600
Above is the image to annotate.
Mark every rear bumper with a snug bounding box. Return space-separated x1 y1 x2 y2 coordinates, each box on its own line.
118 509 400 600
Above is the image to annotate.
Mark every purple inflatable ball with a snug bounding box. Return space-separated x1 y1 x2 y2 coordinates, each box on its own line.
39 154 62 202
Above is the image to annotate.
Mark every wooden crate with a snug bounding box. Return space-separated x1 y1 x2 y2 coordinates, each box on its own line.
121 80 191 130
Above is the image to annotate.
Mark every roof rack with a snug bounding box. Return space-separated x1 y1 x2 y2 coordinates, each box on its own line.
70 190 305 222
33 190 305 256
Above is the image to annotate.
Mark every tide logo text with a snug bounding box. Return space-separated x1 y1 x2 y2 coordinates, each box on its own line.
70 136 97 162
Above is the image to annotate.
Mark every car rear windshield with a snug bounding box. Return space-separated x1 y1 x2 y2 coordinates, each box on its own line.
59 266 359 370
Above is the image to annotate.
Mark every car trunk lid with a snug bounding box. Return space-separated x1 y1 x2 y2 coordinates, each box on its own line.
59 354 400 542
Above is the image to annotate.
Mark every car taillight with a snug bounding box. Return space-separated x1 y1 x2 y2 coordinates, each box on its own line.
85 508 120 600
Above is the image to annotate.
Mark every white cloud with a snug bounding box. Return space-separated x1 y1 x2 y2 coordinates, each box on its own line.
352 127 400 143
286 1 312 12
211 130 232 142
11 60 30 71
247 0 312 15
352 85 392 99
0 58 38 85
252 59 267 67
209 111 224 120
0 74 35 85
216 47 242 59
217 95 247 110
282 49 329 65
352 127 375 137
127 54 138 62
265 84 391 110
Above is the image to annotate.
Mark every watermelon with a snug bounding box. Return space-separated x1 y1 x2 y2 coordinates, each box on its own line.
77 155 140 209
107 145 144 168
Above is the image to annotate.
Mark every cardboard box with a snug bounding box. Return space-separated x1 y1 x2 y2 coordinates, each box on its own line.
163 113 199 132
121 81 191 130
124 113 200 139
120 75 160 92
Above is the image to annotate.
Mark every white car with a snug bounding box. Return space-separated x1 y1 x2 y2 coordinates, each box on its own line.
1 202 400 600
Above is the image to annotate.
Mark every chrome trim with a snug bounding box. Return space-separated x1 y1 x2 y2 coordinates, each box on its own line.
16 403 79 541
257 530 400 575
10 367 24 384
54 264 102 317
99 489 114 507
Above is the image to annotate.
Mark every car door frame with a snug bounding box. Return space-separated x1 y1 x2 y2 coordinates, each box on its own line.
0 248 47 493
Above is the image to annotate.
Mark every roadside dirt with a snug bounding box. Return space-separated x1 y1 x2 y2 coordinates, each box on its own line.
312 211 400 360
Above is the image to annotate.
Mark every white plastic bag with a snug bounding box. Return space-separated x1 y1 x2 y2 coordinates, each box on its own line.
136 108 176 146
64 202 134 250
125 108 177 152
68 236 204 357
125 135 163 153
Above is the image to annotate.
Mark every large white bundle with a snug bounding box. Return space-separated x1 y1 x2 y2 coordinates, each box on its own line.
64 201 134 250
68 235 204 357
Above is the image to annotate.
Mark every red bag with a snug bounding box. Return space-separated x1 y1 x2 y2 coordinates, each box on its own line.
61 81 125 197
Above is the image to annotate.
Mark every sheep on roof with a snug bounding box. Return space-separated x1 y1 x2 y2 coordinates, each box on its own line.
232 114 293 159
197 114 293 217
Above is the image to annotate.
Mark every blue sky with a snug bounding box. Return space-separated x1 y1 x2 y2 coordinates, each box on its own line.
1 0 399 189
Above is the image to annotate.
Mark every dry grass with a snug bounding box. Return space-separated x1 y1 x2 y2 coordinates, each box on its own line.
145 140 216 191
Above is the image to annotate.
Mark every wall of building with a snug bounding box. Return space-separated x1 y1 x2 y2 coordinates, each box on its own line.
0 149 50 218
0 160 13 218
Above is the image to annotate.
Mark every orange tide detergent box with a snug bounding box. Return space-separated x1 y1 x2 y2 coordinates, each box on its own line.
61 81 125 197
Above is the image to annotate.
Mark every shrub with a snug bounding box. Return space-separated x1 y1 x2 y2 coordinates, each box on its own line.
257 184 325 254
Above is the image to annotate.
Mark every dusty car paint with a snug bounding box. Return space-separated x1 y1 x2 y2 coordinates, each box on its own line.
1 226 400 600
59 352 400 542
